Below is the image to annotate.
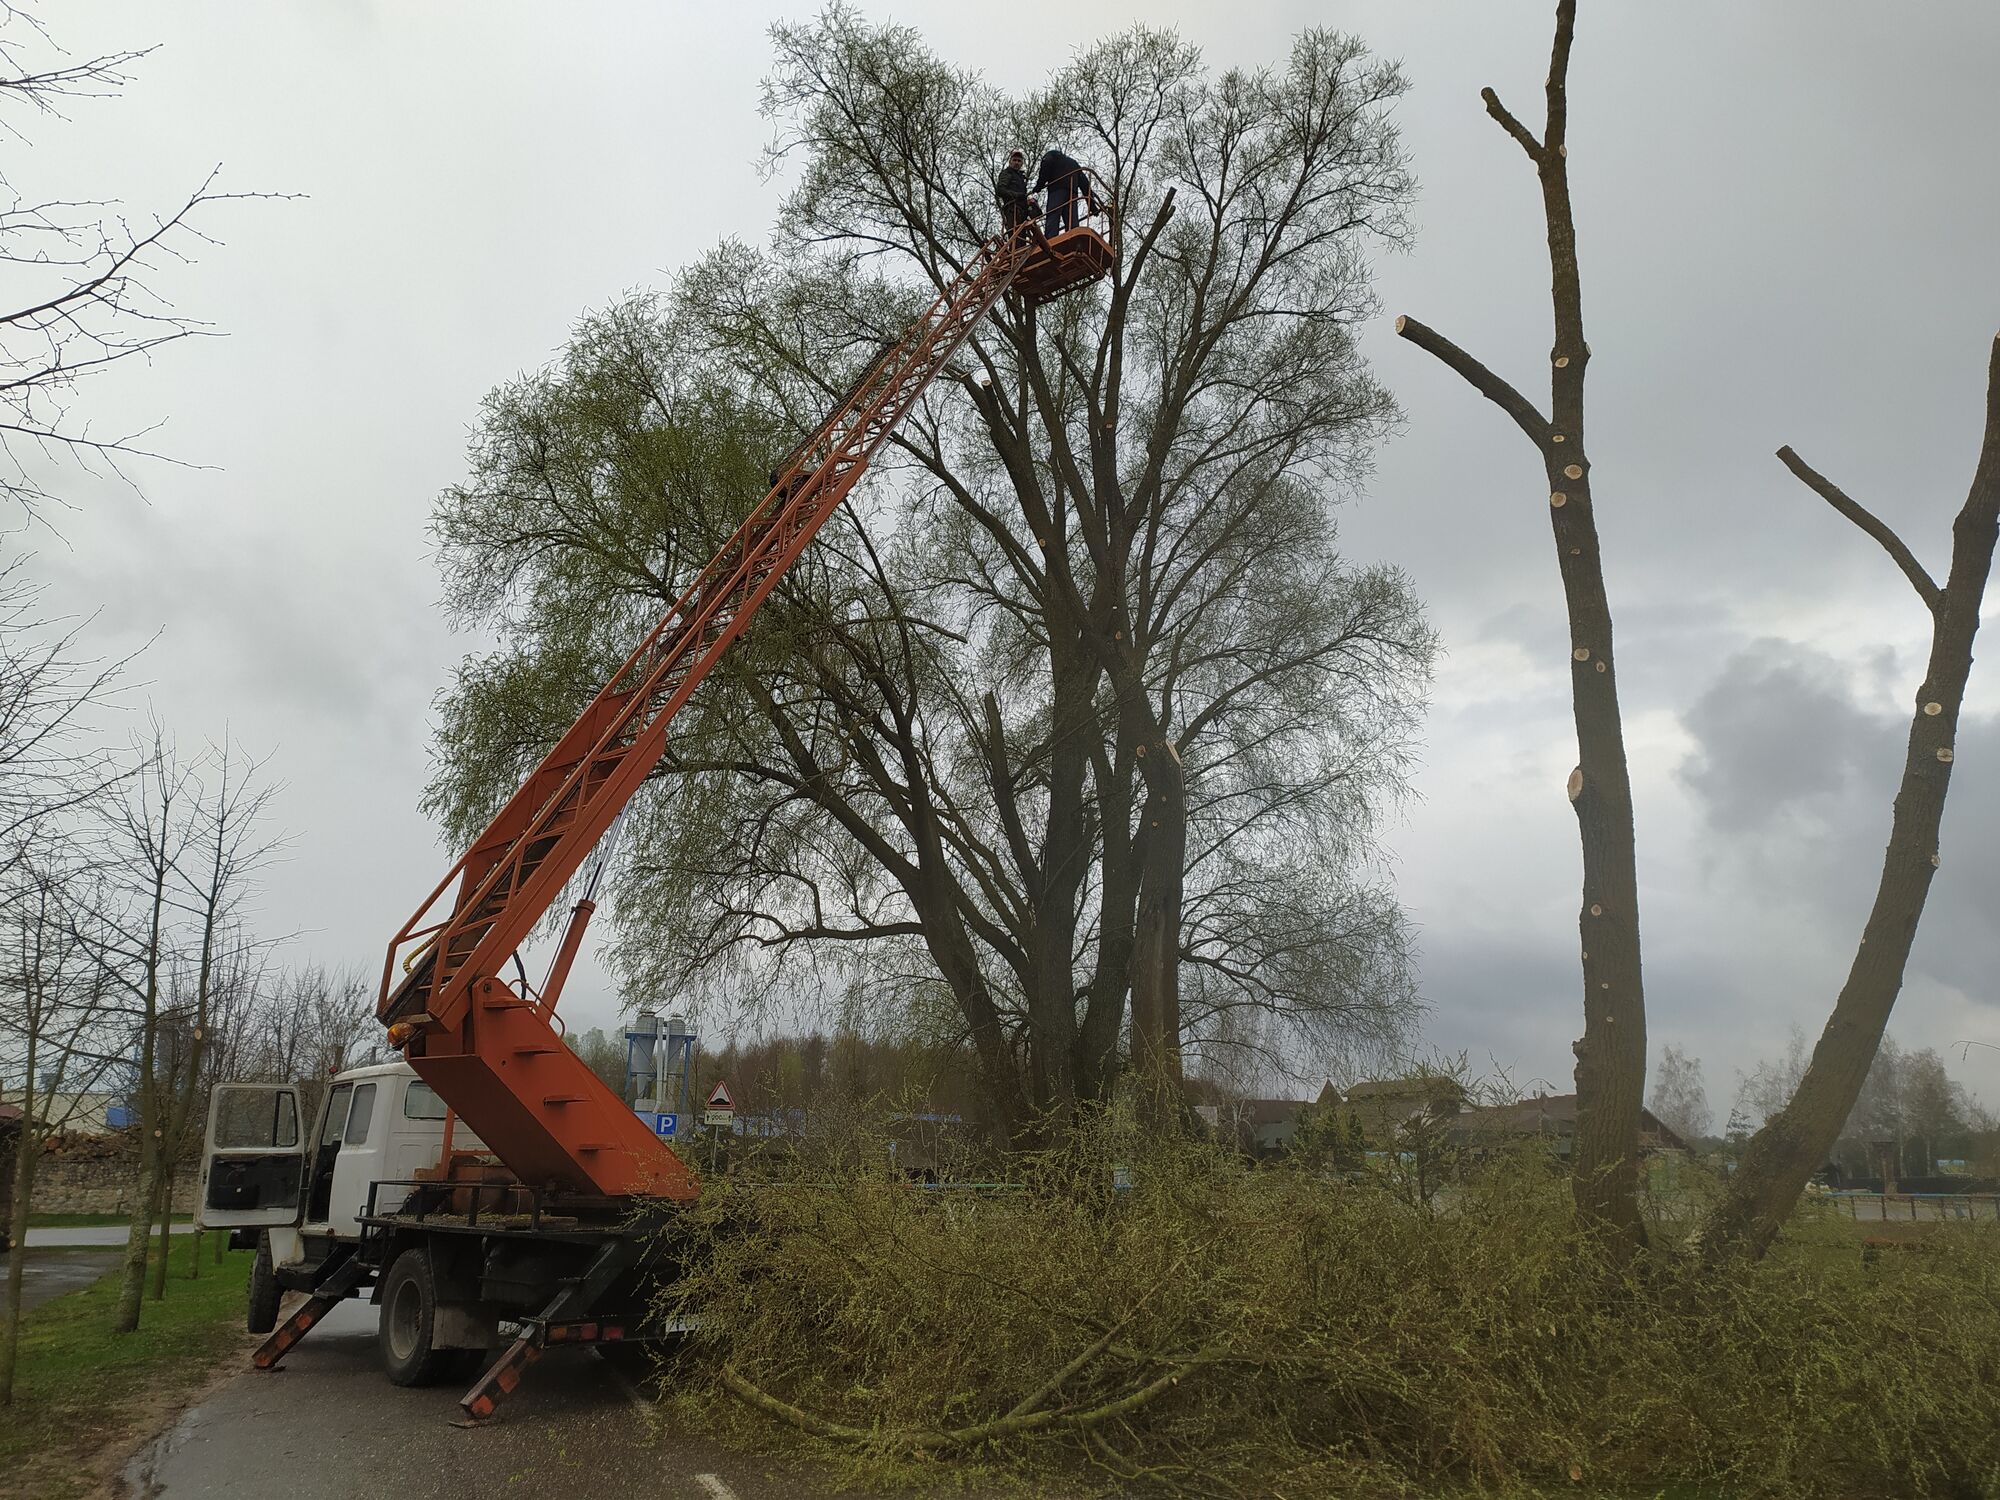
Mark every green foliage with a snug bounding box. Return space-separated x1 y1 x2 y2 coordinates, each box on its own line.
659 1127 2000 1498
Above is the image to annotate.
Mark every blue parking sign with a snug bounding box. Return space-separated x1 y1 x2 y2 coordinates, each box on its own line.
636 1110 678 1137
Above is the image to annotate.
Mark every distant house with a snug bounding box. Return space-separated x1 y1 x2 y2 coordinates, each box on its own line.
1342 1076 1468 1147
0 1089 128 1136
1199 1082 1346 1159
1454 1092 1687 1155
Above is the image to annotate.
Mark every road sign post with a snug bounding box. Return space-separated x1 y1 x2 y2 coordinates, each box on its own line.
702 1081 735 1173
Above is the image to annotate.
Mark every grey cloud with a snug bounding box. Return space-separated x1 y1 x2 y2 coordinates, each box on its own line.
1678 640 2000 1005
1678 642 1896 829
17 1 2000 1087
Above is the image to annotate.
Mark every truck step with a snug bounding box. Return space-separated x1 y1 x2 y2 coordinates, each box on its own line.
512 1044 556 1057
541 1094 584 1106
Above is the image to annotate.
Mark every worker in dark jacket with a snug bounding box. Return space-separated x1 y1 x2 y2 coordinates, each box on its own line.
1034 148 1092 236
994 149 1035 238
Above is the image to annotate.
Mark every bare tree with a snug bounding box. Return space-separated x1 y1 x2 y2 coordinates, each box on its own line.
0 3 249 522
1698 345 2000 1255
1396 0 2000 1261
0 561 128 883
1833 1033 1904 1179
84 727 191 1332
0 851 114 1403
77 729 278 1325
142 740 280 1298
1646 1044 1710 1147
1899 1049 1963 1182
234 961 380 1126
1392 0 1647 1253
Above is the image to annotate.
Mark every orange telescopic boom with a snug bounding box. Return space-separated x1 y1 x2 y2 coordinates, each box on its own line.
377 198 1117 1200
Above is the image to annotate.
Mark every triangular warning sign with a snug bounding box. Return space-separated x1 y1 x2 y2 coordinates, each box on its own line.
706 1080 735 1110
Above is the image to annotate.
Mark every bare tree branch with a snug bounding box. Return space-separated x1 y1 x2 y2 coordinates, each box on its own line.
1393 315 1552 449
1776 444 1942 614
1480 87 1544 161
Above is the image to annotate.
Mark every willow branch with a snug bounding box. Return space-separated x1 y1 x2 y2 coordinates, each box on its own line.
720 1357 1198 1453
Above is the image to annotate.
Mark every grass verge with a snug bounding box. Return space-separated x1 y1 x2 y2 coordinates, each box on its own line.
27 1212 193 1229
0 1233 249 1500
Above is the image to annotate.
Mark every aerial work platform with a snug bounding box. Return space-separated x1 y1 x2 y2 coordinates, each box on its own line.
1014 223 1116 306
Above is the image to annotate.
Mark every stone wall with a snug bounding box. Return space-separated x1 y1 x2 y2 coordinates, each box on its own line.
30 1135 196 1216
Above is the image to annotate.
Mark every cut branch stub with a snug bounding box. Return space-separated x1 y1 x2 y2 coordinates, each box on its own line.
1551 492 1567 508
1566 766 1584 802
1563 463 1584 480
1572 647 1590 661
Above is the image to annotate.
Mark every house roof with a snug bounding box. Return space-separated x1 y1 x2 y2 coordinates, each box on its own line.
1229 1098 1311 1130
1457 1093 1688 1151
1345 1076 1463 1100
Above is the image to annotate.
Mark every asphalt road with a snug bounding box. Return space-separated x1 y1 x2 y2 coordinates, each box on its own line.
120 1300 993 1500
0 1246 120 1318
24 1224 140 1248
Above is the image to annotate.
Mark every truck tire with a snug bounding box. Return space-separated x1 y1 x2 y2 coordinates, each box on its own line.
378 1248 456 1386
247 1234 281 1335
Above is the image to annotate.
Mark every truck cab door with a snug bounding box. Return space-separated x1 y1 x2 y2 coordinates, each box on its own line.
196 1083 305 1230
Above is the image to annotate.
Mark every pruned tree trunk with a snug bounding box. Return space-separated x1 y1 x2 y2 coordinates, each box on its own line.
1396 0 1648 1254
113 1108 157 1333
149 1170 174 1300
1128 760 1187 1133
0 1053 37 1404
1701 336 2000 1259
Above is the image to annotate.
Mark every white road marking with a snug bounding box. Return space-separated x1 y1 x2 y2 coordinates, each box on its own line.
694 1475 740 1500
596 1350 651 1412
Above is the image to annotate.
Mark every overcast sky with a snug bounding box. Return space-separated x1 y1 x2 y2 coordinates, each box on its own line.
23 1 2000 1116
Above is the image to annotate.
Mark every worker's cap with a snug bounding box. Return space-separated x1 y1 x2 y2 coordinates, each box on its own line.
1009 149 1024 160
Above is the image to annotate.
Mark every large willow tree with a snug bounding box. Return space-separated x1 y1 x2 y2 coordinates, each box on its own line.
428 13 1432 1145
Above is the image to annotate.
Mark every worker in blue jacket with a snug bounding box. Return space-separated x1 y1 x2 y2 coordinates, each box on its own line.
1034 148 1092 236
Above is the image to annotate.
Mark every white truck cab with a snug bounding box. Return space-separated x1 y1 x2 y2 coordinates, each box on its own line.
197 1062 488 1322
197 1062 673 1414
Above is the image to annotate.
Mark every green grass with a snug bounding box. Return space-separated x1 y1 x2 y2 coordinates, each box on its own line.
0 1232 249 1500
26 1212 192 1229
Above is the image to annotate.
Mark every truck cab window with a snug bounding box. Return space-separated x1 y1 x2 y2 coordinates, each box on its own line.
403 1082 448 1121
345 1082 378 1147
306 1081 354 1224
215 1088 298 1150
319 1083 352 1148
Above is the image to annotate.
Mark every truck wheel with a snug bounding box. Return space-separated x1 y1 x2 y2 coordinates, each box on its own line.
378 1248 456 1386
247 1233 281 1335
